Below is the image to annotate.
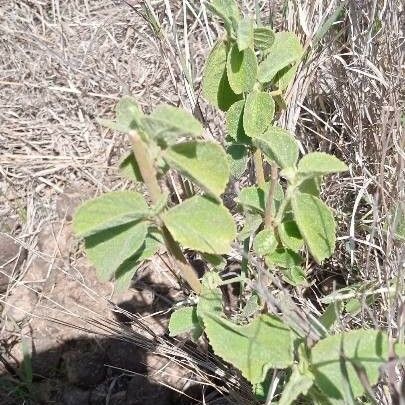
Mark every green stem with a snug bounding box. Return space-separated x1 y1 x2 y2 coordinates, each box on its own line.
129 131 202 295
274 188 293 226
264 166 278 229
253 149 265 188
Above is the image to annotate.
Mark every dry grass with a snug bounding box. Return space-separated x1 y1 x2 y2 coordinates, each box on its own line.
0 0 403 403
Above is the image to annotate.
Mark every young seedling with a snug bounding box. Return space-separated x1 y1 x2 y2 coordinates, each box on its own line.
73 1 405 402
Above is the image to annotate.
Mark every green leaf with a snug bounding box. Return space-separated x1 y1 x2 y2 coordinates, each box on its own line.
207 0 240 35
319 301 343 330
73 191 149 238
274 62 299 91
238 182 284 214
292 192 336 264
84 221 148 282
116 96 143 131
164 141 230 197
163 196 236 255
114 229 163 293
258 31 303 83
226 144 248 178
119 152 143 182
142 104 203 144
238 212 263 241
254 229 278 256
226 44 257 94
253 27 275 51
197 274 293 384
312 330 391 400
299 177 321 196
236 17 254 50
202 41 241 111
169 306 203 340
243 91 275 138
278 220 304 252
279 367 313 405
298 152 348 176
280 265 308 287
252 126 299 169
265 248 302 268
225 100 250 143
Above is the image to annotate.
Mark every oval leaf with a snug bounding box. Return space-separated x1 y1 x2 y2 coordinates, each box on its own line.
198 274 293 384
292 192 336 263
142 104 203 144
169 306 203 340
252 126 299 169
258 32 303 83
114 229 163 293
85 221 148 282
238 182 283 214
225 100 250 143
226 144 248 179
265 248 301 268
236 17 254 50
164 141 230 197
278 220 304 252
73 191 149 238
163 196 236 255
226 43 257 94
243 91 275 137
202 41 241 111
253 27 275 51
312 330 391 401
298 152 348 175
254 229 278 256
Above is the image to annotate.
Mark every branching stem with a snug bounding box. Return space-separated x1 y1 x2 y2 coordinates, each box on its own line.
129 131 202 294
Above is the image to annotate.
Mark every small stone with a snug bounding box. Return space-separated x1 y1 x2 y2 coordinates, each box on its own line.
64 350 106 387
125 375 172 405
62 385 90 405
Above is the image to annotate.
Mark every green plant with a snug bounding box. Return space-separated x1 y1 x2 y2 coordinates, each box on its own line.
72 1 404 402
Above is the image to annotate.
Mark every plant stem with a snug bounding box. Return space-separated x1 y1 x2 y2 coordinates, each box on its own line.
129 131 202 294
129 131 161 205
264 166 278 229
253 149 265 188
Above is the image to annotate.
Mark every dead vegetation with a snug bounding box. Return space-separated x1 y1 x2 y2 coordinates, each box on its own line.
0 0 403 404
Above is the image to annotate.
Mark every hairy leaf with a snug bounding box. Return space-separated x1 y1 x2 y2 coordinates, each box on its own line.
312 330 392 401
299 177 321 196
114 229 163 293
169 306 203 340
238 182 284 214
198 274 293 384
279 367 313 405
226 144 248 178
84 221 148 282
225 100 250 143
254 229 278 256
278 220 304 252
142 104 202 144
202 41 241 111
236 17 254 50
298 152 348 176
164 141 230 197
274 62 299 91
280 265 308 287
252 126 299 169
207 0 240 35
243 91 275 137
265 248 302 268
226 43 257 94
163 196 236 255
258 31 303 83
119 152 143 182
292 192 336 263
253 27 275 51
73 191 149 238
